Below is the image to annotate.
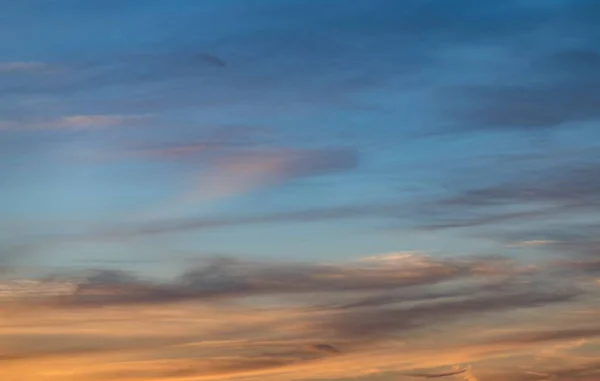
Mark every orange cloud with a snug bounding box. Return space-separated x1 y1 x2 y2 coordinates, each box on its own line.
182 148 358 202
1 253 599 380
132 147 358 220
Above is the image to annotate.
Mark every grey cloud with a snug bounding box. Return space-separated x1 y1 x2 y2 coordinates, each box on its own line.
528 363 600 381
437 2 600 133
0 0 572 121
51 255 505 307
449 84 600 130
330 276 521 311
256 0 556 46
492 327 600 347
21 253 579 346
197 53 226 68
402 368 468 379
254 344 341 363
308 343 340 354
75 269 139 285
92 203 395 239
417 208 565 231
417 164 600 232
483 222 600 261
323 287 581 341
554 259 600 277
4 252 596 372
444 47 600 133
0 51 224 98
533 49 600 80
485 361 600 381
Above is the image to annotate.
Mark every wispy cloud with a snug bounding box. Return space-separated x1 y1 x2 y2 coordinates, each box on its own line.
47 114 153 129
182 148 359 203
507 240 558 248
0 61 47 72
36 113 153 130
0 113 154 131
414 162 600 235
86 203 393 239
1 251 598 380
127 147 360 220
402 368 468 378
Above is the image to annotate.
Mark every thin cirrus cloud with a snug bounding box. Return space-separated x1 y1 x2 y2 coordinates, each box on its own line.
413 162 600 234
442 48 600 132
36 114 153 129
129 147 361 220
0 61 47 72
47 114 153 129
0 113 153 131
182 148 359 203
91 203 391 240
0 0 558 118
401 368 468 378
507 240 558 248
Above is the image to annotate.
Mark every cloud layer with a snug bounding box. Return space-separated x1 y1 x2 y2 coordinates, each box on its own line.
2 252 599 380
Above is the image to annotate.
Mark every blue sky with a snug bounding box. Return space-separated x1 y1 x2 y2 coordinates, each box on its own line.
2 0 597 275
1 1 600 380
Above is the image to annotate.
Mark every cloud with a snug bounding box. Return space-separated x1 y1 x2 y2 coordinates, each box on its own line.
0 120 19 130
430 3 600 134
446 83 600 131
0 113 154 131
417 209 565 231
555 259 600 277
490 327 600 347
18 253 511 308
507 240 558 248
444 165 600 208
402 368 468 378
76 151 596 237
127 147 360 220
0 254 598 381
48 114 153 129
5 252 592 356
438 12 600 132
197 53 226 67
308 344 340 354
322 286 581 342
416 163 600 232
125 143 220 159
0 0 565 119
182 148 359 203
0 279 76 300
31 114 153 130
484 361 600 381
2 2 600 379
0 251 597 381
90 203 386 239
0 61 47 72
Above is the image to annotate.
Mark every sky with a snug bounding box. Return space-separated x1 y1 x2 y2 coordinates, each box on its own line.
1 0 600 380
